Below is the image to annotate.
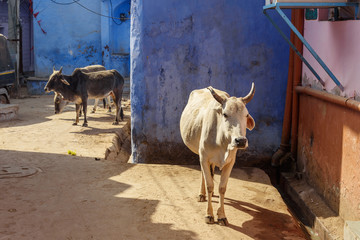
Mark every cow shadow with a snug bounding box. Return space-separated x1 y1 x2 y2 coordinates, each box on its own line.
224 198 307 240
59 114 129 136
69 126 122 136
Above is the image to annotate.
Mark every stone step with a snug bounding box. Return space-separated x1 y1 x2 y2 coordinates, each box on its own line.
0 103 19 121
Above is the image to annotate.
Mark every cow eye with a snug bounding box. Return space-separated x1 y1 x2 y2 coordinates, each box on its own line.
246 114 249 118
223 113 228 118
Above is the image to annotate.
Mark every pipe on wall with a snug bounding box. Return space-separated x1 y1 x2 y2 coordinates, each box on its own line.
296 86 360 112
272 9 304 166
290 9 304 159
271 10 295 166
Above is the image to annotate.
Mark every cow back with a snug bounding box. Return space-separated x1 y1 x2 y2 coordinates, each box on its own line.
73 70 119 99
180 88 229 154
79 65 106 73
110 69 125 88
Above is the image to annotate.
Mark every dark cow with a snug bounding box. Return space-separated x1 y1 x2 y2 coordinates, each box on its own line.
44 67 124 127
53 65 109 114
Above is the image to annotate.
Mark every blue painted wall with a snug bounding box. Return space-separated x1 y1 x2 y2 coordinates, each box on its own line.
131 0 291 164
33 0 130 78
101 0 130 78
32 1 102 76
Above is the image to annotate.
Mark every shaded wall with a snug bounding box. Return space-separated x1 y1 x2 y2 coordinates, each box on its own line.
297 91 360 221
130 0 291 164
0 1 33 72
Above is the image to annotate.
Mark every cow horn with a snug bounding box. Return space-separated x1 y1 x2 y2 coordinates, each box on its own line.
61 79 70 86
53 66 55 72
59 66 63 74
208 86 225 105
242 82 255 104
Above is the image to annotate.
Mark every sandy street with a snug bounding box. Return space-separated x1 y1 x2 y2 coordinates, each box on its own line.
0 95 307 240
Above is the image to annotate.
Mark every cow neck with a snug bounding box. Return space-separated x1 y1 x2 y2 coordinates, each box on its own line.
220 148 237 170
58 75 77 101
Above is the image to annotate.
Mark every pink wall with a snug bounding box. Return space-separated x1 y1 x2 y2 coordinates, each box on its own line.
302 20 360 98
300 18 360 221
298 93 360 221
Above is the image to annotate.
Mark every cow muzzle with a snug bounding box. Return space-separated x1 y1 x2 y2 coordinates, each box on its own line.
234 137 248 149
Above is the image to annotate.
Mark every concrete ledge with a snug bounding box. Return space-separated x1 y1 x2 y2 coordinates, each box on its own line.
280 172 344 240
344 221 360 240
0 104 19 121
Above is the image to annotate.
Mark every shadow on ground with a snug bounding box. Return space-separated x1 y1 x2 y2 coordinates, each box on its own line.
225 198 305 240
0 150 197 240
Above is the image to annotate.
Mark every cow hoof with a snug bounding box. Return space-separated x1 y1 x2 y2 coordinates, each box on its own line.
205 216 215 224
82 123 88 127
197 194 206 202
218 218 229 226
72 122 78 126
112 121 119 125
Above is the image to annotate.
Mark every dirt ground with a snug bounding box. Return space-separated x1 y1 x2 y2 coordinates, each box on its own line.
0 95 308 240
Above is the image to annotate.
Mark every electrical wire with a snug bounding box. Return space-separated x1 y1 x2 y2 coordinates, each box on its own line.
74 0 129 22
109 0 122 25
50 0 79 5
49 0 130 22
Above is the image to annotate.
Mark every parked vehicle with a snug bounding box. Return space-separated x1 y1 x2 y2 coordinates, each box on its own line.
0 34 15 104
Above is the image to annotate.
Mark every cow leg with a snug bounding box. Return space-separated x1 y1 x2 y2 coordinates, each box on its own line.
113 101 120 125
200 157 215 224
198 172 206 202
120 107 124 120
112 92 122 125
73 104 82 125
198 164 215 202
92 99 99 113
217 159 235 226
107 96 112 112
82 98 88 127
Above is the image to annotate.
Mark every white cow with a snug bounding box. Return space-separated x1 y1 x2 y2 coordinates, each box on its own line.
180 83 255 226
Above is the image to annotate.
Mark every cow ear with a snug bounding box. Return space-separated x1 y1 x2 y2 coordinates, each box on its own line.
207 86 226 105
61 79 70 85
59 66 63 74
246 114 255 131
